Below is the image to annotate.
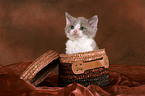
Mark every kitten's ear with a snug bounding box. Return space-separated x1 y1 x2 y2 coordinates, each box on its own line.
65 12 75 25
88 15 98 27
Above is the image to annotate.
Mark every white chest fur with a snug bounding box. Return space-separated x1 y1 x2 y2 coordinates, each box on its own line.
65 36 98 54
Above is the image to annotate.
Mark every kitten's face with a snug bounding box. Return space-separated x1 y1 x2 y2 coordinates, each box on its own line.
65 12 98 40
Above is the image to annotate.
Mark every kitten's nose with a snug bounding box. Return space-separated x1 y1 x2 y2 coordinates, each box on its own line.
74 30 77 34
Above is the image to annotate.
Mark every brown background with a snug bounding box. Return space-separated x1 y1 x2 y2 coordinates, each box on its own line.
0 0 145 66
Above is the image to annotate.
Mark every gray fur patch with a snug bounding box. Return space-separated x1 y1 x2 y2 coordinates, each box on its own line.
65 13 98 39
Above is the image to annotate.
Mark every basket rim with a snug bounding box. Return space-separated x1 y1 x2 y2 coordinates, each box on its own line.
59 49 108 63
60 49 106 58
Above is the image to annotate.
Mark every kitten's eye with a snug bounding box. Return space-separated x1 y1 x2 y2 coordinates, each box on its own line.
80 27 84 30
70 25 74 29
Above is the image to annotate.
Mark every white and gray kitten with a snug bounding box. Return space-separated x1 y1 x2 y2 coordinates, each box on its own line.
65 12 99 54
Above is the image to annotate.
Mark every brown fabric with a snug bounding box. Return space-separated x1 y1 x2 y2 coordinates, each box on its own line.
0 0 145 66
0 61 32 76
0 62 145 95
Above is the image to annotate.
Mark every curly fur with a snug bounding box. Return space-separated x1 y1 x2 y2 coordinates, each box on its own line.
65 12 99 54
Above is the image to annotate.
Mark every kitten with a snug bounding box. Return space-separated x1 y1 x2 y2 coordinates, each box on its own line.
65 12 99 54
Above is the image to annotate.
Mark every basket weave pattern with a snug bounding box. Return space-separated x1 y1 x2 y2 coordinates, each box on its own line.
20 50 59 86
59 49 110 87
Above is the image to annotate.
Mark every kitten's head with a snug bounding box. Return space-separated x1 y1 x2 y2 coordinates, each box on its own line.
65 12 98 40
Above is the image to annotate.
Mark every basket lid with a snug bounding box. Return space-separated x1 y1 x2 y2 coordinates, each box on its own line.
20 50 59 86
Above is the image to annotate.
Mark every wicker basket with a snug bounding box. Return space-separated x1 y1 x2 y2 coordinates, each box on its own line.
20 50 59 86
59 49 110 87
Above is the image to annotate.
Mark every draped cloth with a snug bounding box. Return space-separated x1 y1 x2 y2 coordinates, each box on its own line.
0 61 145 96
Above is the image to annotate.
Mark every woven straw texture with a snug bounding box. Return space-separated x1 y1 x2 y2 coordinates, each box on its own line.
60 49 108 62
20 50 59 86
59 49 110 87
